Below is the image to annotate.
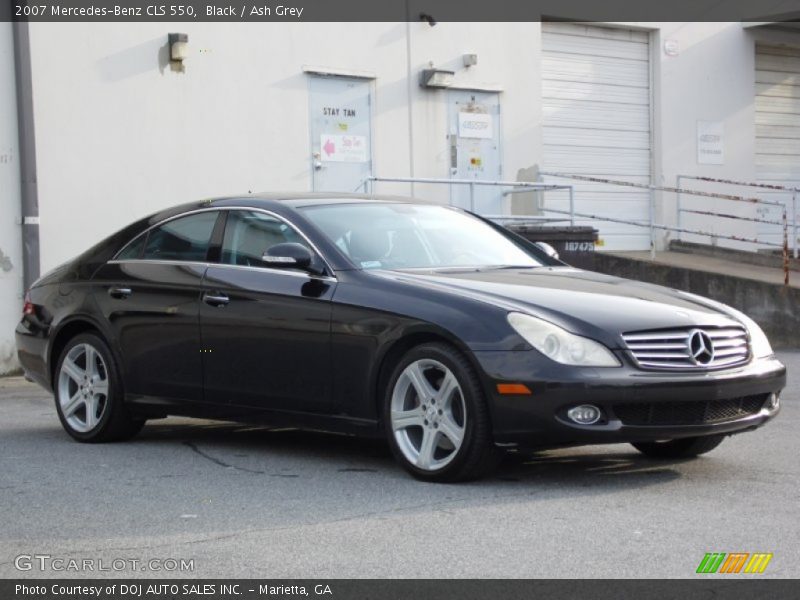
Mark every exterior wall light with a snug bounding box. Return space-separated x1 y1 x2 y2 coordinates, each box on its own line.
420 69 455 89
168 33 189 62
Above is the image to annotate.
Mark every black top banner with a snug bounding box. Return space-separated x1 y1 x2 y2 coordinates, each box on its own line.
3 0 800 22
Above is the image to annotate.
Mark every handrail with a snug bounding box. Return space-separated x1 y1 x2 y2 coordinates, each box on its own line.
361 175 577 225
677 174 798 260
362 174 792 285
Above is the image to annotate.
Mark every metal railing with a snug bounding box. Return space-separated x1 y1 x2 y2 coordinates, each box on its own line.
358 176 576 225
539 171 792 285
360 173 793 285
676 174 798 259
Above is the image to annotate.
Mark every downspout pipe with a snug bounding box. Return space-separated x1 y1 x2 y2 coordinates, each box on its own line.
12 22 39 291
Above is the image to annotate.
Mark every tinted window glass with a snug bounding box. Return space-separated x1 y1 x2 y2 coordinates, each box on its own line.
221 211 309 267
117 234 147 260
141 212 218 261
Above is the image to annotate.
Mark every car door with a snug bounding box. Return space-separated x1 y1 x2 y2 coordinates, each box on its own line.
200 209 336 413
92 210 221 403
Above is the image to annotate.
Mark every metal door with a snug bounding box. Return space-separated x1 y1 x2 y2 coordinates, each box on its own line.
309 76 372 192
448 91 502 214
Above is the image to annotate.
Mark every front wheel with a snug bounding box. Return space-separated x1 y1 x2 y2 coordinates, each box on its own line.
384 343 500 482
55 333 145 443
631 435 725 459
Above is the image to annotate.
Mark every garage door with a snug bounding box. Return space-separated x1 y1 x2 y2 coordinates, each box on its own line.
755 43 800 248
541 22 652 251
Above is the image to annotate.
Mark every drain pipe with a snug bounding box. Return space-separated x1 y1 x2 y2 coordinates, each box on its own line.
12 22 40 290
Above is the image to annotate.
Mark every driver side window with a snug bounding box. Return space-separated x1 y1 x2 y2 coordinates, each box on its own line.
221 211 312 268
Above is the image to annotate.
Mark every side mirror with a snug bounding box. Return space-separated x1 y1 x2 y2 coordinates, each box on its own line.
534 241 560 260
263 243 315 271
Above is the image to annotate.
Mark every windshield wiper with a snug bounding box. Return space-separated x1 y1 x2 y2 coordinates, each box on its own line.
478 264 541 271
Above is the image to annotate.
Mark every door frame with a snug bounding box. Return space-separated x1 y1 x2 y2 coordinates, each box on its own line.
446 89 503 212
306 73 376 192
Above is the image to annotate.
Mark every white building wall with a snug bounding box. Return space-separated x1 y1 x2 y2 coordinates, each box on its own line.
0 23 23 374
27 23 410 271
17 21 800 277
26 22 546 270
653 22 760 247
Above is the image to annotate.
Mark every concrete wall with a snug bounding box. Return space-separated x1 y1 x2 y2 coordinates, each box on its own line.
25 21 800 274
26 22 548 271
0 23 23 374
652 22 761 247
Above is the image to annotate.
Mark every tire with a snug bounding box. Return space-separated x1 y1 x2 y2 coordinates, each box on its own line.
631 435 725 459
54 332 145 443
383 342 501 482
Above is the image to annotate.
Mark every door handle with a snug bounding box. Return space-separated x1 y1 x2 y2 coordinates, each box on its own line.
203 292 229 307
108 286 132 299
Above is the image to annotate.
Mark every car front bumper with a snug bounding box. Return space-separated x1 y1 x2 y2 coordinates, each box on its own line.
473 351 786 447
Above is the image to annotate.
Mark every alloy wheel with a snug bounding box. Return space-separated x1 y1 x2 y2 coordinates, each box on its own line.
390 358 467 471
57 343 110 433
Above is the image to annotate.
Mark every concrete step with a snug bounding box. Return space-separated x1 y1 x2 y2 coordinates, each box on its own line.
669 240 800 273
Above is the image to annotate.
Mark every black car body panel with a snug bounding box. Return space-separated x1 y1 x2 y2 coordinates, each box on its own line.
16 194 786 449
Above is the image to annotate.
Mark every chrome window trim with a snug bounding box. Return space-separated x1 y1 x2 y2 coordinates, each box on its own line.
111 206 337 279
114 207 220 262
107 259 210 268
107 258 337 282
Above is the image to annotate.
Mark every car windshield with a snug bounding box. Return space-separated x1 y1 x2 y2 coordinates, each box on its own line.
300 203 544 270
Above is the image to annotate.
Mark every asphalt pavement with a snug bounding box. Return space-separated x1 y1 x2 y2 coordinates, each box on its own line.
1 352 798 579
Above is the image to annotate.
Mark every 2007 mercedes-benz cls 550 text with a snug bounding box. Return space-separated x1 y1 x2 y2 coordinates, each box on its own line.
16 194 786 481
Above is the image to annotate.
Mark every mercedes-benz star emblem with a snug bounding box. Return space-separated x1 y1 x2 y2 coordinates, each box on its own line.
688 329 715 365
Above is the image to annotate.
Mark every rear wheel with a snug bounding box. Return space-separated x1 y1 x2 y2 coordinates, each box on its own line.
384 343 500 482
631 435 725 459
55 333 145 442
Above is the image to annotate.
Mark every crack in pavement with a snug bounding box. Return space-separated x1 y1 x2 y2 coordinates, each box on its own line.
182 440 265 475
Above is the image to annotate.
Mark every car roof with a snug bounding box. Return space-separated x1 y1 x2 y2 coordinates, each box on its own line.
213 192 425 209
143 193 431 229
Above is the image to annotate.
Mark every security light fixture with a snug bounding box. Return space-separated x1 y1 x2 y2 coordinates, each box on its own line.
168 33 189 62
419 13 437 27
420 68 455 89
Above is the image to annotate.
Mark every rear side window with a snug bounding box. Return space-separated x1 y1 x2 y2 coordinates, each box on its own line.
140 211 218 262
116 234 147 260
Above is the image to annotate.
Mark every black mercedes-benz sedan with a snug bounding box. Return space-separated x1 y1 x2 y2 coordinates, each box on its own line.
16 194 786 481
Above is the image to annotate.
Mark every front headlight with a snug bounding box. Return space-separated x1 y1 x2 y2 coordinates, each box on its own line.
507 312 620 367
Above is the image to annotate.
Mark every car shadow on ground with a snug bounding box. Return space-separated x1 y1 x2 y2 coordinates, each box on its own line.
135 419 689 489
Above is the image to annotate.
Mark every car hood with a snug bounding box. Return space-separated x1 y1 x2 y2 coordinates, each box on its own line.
380 266 742 343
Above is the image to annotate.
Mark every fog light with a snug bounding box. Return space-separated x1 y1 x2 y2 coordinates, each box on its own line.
766 393 780 410
567 404 602 425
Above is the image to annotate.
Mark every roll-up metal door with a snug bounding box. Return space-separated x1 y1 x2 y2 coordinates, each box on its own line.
542 22 652 250
756 43 800 247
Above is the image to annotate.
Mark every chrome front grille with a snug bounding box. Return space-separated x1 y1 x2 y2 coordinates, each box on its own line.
622 326 750 370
